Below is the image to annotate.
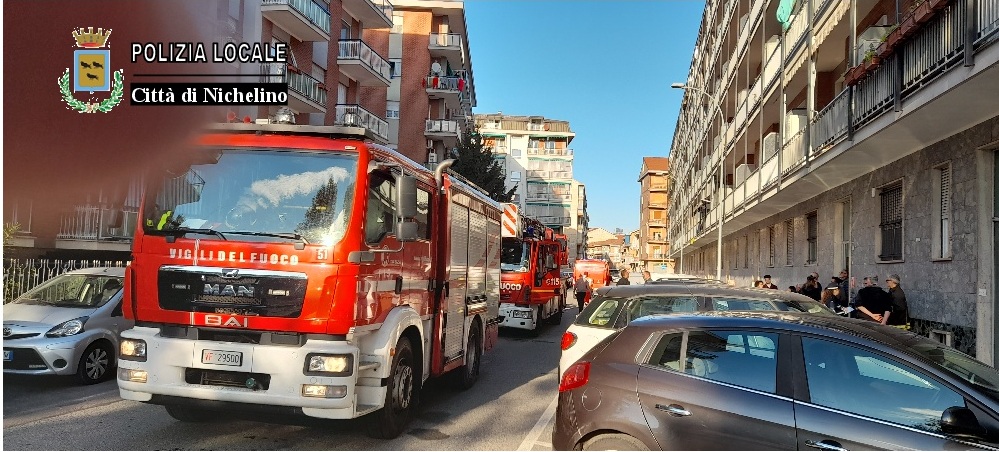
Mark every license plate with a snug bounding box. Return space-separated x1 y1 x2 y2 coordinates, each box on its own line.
3 350 11 362
201 349 242 366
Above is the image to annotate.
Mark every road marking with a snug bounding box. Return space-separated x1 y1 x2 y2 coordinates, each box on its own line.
517 395 558 451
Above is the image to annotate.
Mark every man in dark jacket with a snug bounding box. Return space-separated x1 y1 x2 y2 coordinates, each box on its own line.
617 269 631 286
885 274 909 328
856 276 892 323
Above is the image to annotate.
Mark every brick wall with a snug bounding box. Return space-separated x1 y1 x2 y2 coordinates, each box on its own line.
360 27 390 120
398 10 432 162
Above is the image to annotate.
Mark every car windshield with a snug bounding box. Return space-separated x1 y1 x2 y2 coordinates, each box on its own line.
909 340 999 402
14 274 123 308
501 238 529 272
143 149 358 246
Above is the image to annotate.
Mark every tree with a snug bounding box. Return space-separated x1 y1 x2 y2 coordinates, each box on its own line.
448 126 516 202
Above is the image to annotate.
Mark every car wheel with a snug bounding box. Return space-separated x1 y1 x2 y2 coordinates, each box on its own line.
582 433 649 451
368 336 419 439
453 321 481 390
76 341 113 385
165 405 217 422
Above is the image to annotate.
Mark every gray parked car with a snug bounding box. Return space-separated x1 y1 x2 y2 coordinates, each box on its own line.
3 267 131 384
554 311 999 450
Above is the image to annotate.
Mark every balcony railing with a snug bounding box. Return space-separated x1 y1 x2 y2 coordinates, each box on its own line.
811 89 850 151
526 193 572 203
425 119 459 134
780 130 807 175
429 33 462 48
288 69 327 107
338 39 391 82
261 0 331 36
424 76 465 93
333 104 389 143
57 205 138 241
784 8 809 61
527 147 540 155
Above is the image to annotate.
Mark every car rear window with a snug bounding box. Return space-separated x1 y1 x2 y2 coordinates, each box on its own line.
710 298 777 311
575 295 700 329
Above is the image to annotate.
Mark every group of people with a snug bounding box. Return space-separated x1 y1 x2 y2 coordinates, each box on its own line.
755 270 910 329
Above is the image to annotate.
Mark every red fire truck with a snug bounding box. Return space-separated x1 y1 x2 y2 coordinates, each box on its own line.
116 122 502 439
498 204 568 334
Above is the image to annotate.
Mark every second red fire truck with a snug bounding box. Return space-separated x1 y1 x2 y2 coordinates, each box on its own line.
498 204 568 334
116 120 501 438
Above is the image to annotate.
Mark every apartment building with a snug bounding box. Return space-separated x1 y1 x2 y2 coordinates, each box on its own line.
474 113 589 260
6 0 478 261
666 0 999 359
638 157 672 273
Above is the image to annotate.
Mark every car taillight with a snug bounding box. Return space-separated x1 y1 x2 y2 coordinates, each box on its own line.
560 331 577 350
558 361 590 392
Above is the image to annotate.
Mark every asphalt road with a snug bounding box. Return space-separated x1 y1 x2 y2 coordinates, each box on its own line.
3 308 576 450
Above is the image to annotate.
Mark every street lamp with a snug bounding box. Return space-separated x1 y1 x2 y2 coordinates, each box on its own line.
671 82 727 281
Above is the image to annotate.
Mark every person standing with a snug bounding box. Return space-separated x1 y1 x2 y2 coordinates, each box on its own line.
754 280 765 288
885 274 909 329
856 276 892 323
837 269 850 307
762 275 778 289
810 272 823 292
641 270 652 284
801 275 822 301
617 269 632 286
574 272 592 310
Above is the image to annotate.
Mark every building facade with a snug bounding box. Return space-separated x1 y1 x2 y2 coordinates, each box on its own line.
473 113 589 260
5 0 478 261
666 0 999 359
638 157 673 273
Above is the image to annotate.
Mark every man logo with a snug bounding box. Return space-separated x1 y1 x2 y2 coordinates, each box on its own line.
3 327 11 337
221 268 240 278
204 314 248 328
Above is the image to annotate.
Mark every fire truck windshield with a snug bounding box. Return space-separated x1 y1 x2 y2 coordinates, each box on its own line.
143 149 358 246
501 238 530 272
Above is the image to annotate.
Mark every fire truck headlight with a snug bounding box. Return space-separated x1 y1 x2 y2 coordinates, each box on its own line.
118 368 148 383
302 384 347 398
119 339 147 362
305 354 353 376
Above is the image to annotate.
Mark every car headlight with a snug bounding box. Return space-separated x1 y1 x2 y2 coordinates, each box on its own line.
304 353 353 376
45 317 88 337
119 339 147 362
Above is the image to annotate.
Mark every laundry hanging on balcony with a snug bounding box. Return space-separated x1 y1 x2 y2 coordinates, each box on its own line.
777 0 796 30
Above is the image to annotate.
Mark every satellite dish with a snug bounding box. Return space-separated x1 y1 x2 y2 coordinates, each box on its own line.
431 62 442 75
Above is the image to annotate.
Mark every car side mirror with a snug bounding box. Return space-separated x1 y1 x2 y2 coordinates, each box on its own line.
941 406 988 439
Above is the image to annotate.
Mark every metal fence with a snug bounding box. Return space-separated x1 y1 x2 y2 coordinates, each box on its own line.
3 259 129 303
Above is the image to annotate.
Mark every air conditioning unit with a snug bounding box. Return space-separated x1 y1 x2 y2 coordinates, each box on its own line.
785 109 807 138
735 164 757 186
428 151 438 164
762 132 779 161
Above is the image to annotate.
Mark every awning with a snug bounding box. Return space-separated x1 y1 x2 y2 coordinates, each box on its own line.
813 0 850 49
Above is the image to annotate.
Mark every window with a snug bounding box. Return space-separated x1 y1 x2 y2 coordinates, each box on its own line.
743 235 749 269
806 212 817 264
365 172 396 243
386 101 400 119
512 148 522 157
510 171 521 181
785 219 794 266
768 225 776 267
879 182 904 261
932 164 952 259
609 296 700 328
340 20 351 40
415 188 431 239
711 298 777 312
801 337 964 434
647 330 778 393
391 12 404 33
389 58 402 78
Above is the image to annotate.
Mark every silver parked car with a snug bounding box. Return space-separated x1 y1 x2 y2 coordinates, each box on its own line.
3 267 131 384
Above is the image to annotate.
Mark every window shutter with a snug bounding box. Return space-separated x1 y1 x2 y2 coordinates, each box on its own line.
941 165 951 257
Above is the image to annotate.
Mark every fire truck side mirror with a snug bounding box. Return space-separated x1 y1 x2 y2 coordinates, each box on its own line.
396 174 418 242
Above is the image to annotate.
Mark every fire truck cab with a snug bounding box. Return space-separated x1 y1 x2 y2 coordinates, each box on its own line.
498 204 567 333
116 121 501 439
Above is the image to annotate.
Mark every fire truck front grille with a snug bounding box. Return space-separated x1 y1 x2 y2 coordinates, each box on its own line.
158 267 307 318
185 368 271 390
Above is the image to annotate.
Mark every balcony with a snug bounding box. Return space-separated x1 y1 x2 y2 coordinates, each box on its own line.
332 104 389 144
529 147 573 157
425 119 461 148
536 216 571 226
525 192 572 203
56 205 137 252
261 63 327 113
261 0 330 42
527 169 573 180
424 75 465 104
341 0 393 29
337 40 391 86
428 33 463 64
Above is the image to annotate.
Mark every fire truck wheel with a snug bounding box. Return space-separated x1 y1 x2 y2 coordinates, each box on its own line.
549 297 565 325
529 305 543 337
164 405 217 422
368 336 418 439
453 321 481 390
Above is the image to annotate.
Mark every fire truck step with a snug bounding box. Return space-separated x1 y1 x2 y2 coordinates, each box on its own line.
356 404 380 416
358 361 379 371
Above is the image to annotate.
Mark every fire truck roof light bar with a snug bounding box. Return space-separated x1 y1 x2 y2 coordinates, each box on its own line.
206 123 386 144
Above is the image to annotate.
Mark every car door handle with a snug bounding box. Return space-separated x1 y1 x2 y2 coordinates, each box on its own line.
655 404 691 417
805 440 848 451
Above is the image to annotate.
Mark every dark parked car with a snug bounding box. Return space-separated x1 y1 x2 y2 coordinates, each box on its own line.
559 281 834 378
554 311 999 450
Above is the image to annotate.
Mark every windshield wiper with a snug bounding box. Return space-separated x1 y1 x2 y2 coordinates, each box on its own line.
157 227 228 241
226 231 310 247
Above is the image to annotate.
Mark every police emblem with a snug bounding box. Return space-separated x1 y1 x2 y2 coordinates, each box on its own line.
58 27 124 113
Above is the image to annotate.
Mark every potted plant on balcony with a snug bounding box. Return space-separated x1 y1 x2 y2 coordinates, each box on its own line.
928 0 950 10
882 24 901 56
863 48 881 72
912 0 934 24
287 63 301 74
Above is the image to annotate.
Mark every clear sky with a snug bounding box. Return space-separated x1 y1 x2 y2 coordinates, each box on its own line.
465 0 705 233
